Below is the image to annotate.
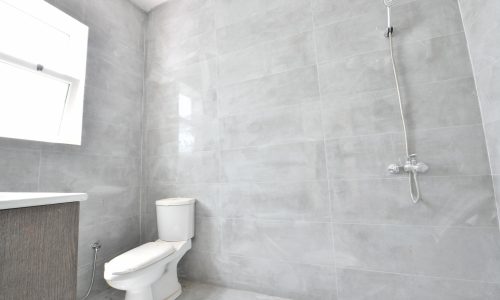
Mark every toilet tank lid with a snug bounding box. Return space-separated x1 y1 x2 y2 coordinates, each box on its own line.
105 240 175 275
156 198 196 206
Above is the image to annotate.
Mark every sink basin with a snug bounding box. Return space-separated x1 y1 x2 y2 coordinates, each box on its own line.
0 192 87 210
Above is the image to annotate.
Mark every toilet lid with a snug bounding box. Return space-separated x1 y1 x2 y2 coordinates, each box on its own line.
105 240 175 275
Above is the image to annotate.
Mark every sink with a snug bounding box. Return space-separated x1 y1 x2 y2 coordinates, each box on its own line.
0 192 87 210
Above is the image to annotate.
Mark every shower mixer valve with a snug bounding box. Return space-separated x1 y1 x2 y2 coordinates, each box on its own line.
388 154 429 175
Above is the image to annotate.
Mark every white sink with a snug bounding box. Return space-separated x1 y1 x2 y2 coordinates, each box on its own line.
0 192 87 210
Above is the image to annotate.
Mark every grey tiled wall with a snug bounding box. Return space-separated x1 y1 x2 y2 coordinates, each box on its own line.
142 0 500 299
459 0 500 227
0 0 145 298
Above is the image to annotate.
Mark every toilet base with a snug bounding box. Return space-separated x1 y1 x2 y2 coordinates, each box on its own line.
164 288 181 300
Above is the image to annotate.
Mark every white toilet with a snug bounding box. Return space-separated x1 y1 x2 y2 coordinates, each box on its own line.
104 198 195 300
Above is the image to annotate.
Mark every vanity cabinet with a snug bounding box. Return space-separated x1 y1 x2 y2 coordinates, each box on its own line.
0 202 79 300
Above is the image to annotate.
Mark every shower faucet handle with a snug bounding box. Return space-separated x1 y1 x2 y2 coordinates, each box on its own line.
388 163 403 174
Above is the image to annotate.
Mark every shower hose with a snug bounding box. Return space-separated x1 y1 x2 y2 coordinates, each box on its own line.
80 242 101 300
387 29 422 204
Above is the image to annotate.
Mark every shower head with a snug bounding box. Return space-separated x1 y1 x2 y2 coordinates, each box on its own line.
384 0 395 7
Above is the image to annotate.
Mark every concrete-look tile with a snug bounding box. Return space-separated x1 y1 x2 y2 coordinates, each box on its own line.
83 85 142 127
218 66 320 116
85 0 145 50
337 268 500 300
322 89 401 139
485 121 500 175
222 219 334 265
85 53 143 101
145 115 219 156
401 77 482 130
145 77 217 121
39 152 140 191
318 34 473 98
334 224 500 282
311 0 382 28
459 0 500 74
214 0 309 29
145 151 219 185
45 0 86 22
192 217 221 254
493 176 500 220
99 216 141 263
140 212 158 243
315 0 464 63
0 147 40 192
221 142 327 182
220 103 323 149
146 56 217 92
181 252 337 300
475 63 500 123
79 118 141 158
217 31 316 87
87 28 145 77
101 186 141 225
216 1 312 54
332 175 497 227
178 281 290 300
325 133 399 180
144 183 219 217
219 181 330 221
406 125 491 176
148 0 214 46
147 30 217 71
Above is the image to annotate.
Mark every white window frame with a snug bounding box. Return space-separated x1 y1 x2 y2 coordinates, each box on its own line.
0 0 88 145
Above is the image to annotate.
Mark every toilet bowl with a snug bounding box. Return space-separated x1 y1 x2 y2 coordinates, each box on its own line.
104 198 195 300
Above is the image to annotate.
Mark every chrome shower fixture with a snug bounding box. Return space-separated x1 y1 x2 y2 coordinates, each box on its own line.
383 0 429 203
384 0 394 37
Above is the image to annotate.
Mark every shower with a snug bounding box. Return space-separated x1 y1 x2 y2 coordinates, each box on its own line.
384 0 429 204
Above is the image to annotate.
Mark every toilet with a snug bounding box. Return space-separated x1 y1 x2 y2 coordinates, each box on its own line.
104 198 195 300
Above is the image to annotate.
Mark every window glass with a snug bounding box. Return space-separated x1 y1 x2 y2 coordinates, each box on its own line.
0 1 70 71
0 60 70 142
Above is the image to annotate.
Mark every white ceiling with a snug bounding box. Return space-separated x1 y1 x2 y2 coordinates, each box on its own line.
129 0 169 12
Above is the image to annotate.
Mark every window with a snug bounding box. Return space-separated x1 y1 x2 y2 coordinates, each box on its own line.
0 0 88 144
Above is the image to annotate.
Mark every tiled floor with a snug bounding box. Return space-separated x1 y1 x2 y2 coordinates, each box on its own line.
89 281 289 300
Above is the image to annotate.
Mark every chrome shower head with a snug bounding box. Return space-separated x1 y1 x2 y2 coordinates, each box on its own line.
384 0 395 7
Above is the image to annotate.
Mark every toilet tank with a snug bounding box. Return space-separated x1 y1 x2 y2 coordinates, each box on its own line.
155 198 195 241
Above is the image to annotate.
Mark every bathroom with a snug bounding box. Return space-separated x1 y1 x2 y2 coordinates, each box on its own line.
0 0 499 299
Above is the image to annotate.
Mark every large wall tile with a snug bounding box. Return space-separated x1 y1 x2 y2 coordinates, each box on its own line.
220 103 323 149
221 142 327 182
0 147 40 192
334 224 500 282
218 66 320 116
485 121 500 174
315 0 464 63
407 125 490 176
147 0 214 45
325 133 400 179
217 31 316 87
318 34 473 98
214 0 309 29
145 151 220 185
222 219 335 265
322 90 401 139
145 116 219 156
219 181 330 221
216 1 312 54
337 268 500 300
332 175 497 226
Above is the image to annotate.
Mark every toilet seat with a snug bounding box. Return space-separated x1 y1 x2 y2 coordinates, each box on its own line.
105 240 175 276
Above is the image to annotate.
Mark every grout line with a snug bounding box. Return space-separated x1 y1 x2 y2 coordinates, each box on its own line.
308 1 341 298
